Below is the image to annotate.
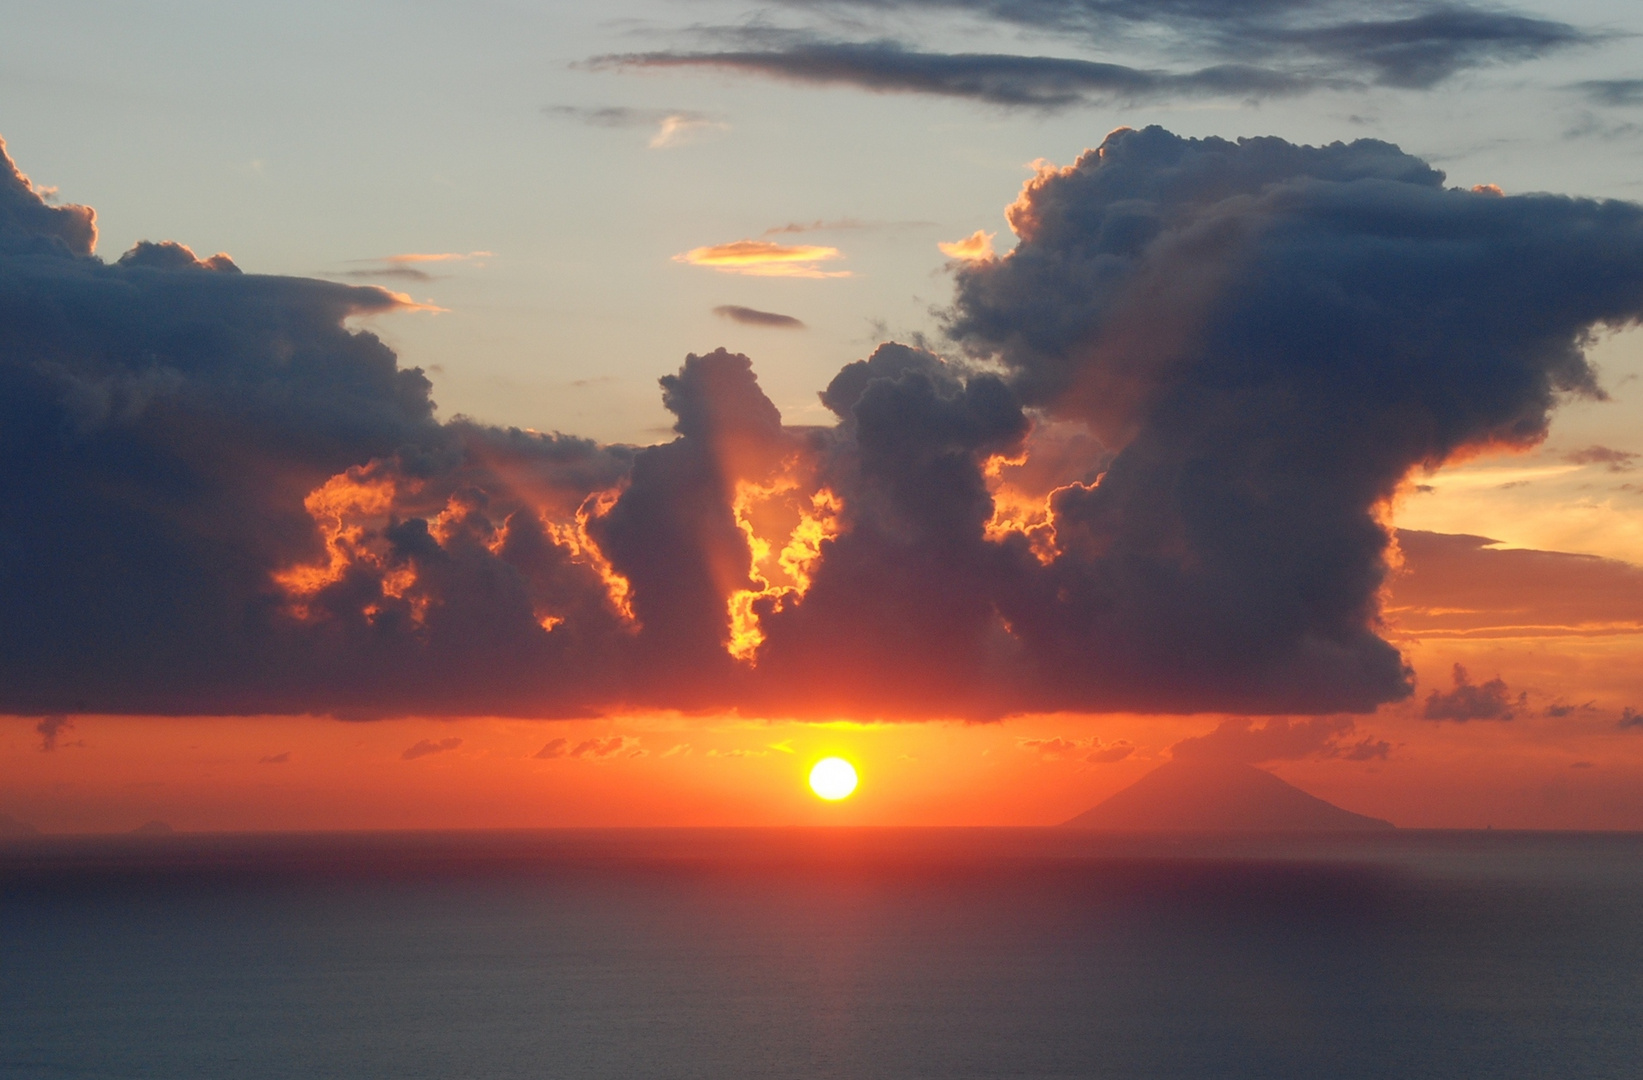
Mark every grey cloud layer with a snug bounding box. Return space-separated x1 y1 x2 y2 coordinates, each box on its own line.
599 44 1310 108
4 127 1643 720
614 1 1595 108
770 0 1593 87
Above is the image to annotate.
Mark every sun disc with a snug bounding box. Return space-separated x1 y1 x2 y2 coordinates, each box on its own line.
808 757 858 801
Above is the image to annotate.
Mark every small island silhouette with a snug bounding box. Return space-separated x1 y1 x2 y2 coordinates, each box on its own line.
1065 759 1395 831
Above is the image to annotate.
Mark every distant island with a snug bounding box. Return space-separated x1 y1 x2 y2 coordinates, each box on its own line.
1065 759 1395 831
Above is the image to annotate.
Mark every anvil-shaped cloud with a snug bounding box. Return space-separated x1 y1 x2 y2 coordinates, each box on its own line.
3 127 1642 721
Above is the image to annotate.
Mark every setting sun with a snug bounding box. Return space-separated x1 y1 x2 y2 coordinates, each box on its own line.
808 757 858 801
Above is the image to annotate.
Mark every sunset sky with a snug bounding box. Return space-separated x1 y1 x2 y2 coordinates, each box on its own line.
5 0 1643 832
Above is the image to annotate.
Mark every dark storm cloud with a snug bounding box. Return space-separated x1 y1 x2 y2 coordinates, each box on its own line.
6 127 1643 721
936 125 1643 714
1171 716 1388 763
763 0 1594 88
599 43 1311 108
714 305 806 329
1423 665 1520 722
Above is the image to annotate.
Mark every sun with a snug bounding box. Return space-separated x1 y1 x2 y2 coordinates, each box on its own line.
808 757 858 801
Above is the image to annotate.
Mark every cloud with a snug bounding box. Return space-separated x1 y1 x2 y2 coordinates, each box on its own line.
1572 79 1643 106
1263 9 1593 88
939 230 996 261
545 106 726 147
1389 531 1643 640
1170 716 1387 763
598 43 1313 109
6 127 1643 721
936 125 1643 715
35 714 72 751
534 737 569 759
258 751 291 764
754 1 1594 89
714 305 807 329
1423 665 1520 722
1018 735 1133 762
675 240 849 278
1019 735 1083 758
334 251 491 283
1620 707 1643 731
402 737 463 760
1564 444 1638 471
570 735 637 759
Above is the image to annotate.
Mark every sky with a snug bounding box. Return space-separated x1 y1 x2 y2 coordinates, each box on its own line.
4 0 1643 831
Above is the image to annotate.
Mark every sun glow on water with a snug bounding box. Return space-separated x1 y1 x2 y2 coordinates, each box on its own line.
808 757 858 801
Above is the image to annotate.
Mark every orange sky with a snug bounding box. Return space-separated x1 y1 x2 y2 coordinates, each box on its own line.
9 547 1642 834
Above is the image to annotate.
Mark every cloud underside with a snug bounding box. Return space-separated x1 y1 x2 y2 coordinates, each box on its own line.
604 46 1311 107
599 3 1593 106
4 125 1643 720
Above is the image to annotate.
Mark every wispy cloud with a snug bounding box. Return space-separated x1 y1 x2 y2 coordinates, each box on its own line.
402 736 463 760
545 105 728 147
758 1 1596 89
713 304 807 328
675 239 850 278
1564 445 1638 472
1572 78 1643 106
335 251 491 283
1018 735 1134 763
598 43 1312 109
570 735 641 759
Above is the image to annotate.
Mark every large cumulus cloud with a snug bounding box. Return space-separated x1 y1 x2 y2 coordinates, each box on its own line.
4 126 1643 720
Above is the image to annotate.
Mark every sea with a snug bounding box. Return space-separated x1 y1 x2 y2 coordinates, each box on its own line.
2 828 1640 1079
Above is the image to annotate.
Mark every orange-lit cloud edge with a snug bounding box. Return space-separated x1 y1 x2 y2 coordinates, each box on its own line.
5 133 1643 834
674 239 851 277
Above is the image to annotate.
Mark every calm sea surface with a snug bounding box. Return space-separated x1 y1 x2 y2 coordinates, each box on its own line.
2 829 1640 1079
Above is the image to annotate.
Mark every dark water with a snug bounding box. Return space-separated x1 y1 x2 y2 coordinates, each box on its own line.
2 829 1640 1079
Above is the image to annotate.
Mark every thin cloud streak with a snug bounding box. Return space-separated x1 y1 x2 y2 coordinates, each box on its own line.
760 1 1597 88
545 105 728 147
714 305 807 328
598 43 1314 109
675 239 850 277
1573 79 1643 106
333 251 491 283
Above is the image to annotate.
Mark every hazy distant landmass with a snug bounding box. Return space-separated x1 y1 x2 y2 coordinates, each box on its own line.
0 812 38 837
1065 759 1395 831
131 820 176 836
